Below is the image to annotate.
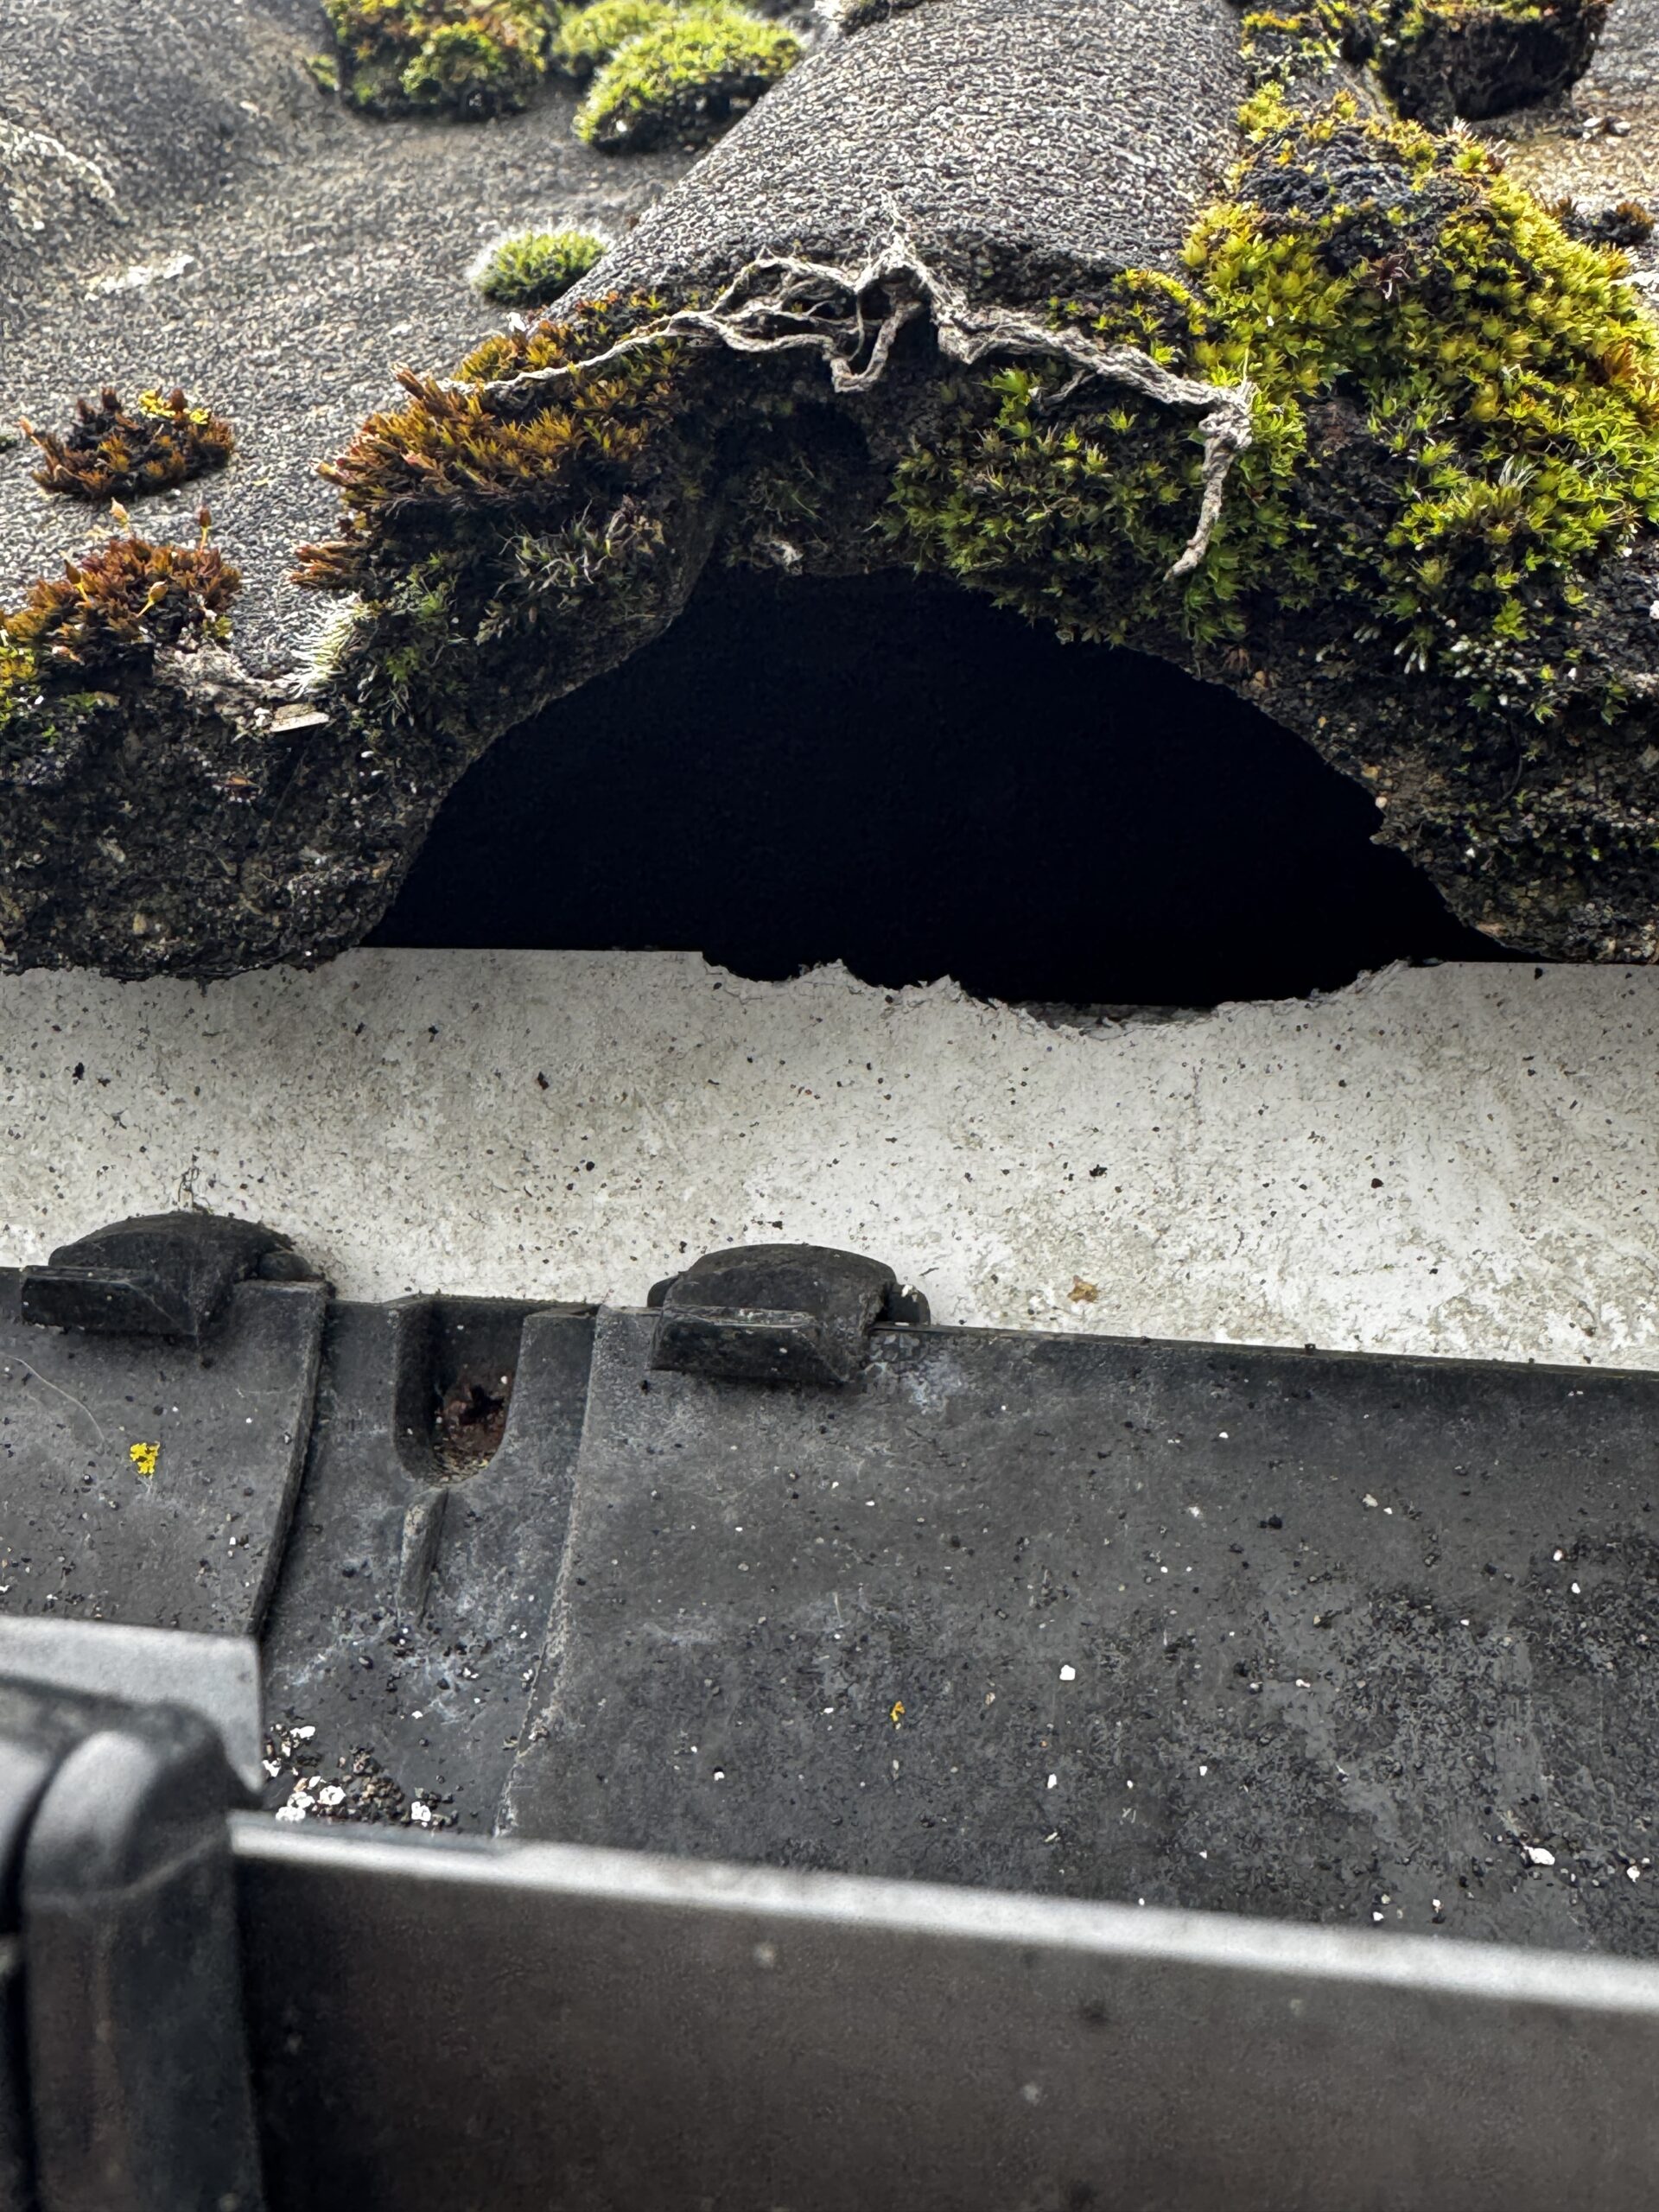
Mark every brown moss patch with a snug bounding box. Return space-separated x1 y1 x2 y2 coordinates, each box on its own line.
22 387 235 503
3 519 241 679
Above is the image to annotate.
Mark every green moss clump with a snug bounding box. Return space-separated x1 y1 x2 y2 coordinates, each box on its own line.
890 91 1659 715
1380 1 1609 123
575 5 801 150
550 0 677 78
22 387 235 503
402 17 535 106
322 0 551 118
471 226 610 304
1232 0 1608 114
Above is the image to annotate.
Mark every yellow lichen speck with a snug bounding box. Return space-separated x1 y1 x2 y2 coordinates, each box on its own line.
129 1441 160 1479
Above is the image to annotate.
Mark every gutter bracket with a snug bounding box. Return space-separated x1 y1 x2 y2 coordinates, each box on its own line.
18 1211 322 1344
647 1243 929 1386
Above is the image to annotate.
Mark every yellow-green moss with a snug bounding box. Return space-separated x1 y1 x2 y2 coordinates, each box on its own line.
470 226 609 305
890 91 1659 715
575 5 801 149
322 0 551 118
1238 3 1357 85
550 0 677 77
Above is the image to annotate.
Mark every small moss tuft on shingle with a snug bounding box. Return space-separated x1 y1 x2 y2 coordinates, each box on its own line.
2 515 239 706
321 0 552 118
470 226 610 304
1550 197 1656 251
22 387 236 503
575 5 801 151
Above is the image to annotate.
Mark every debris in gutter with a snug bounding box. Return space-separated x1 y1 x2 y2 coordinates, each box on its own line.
264 1718 456 1829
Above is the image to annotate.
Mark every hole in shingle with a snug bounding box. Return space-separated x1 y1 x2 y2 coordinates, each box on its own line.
372 572 1513 1007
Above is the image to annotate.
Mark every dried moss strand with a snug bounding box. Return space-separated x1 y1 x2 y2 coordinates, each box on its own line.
478 237 1257 575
